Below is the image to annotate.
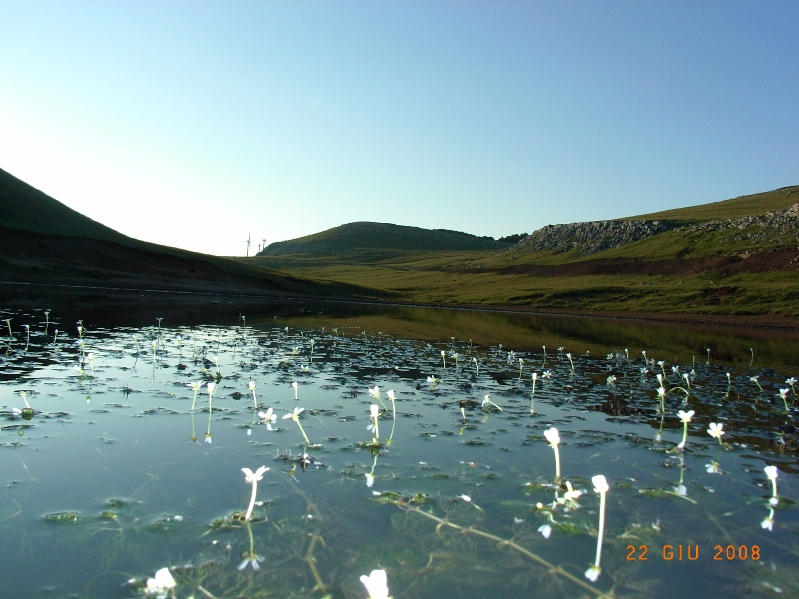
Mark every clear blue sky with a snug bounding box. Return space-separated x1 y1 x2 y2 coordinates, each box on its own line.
1 1 797 256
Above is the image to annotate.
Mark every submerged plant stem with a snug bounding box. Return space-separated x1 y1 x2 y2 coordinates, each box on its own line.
399 503 614 599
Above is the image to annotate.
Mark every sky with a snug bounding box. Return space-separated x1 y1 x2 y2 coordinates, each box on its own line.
1 1 797 256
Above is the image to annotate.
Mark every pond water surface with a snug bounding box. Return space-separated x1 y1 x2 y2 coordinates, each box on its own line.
1 298 797 599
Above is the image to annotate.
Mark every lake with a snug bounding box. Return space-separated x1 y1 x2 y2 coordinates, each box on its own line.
1 292 797 598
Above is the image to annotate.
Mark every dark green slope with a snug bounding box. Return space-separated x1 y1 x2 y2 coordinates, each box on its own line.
259 221 510 255
0 167 134 243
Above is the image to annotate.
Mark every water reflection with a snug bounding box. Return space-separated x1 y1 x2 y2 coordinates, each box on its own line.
0 298 797 599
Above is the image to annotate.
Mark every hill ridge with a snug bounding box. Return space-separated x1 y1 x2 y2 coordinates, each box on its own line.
259 221 509 255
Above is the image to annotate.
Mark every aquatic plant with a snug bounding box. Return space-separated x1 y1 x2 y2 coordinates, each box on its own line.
242 465 269 521
472 357 479 376
367 403 381 444
707 422 725 445
481 394 501 412
292 381 299 400
144 567 176 597
778 388 790 411
369 385 387 410
238 521 264 571
585 474 609 582
283 407 311 446
750 375 764 392
530 372 538 413
360 568 391 599
441 350 446 368
787 377 797 396
19 391 33 417
566 352 575 375
249 380 258 410
761 506 775 531
188 381 202 412
386 389 397 445
544 427 561 482
764 465 779 506
258 407 276 430
676 409 694 450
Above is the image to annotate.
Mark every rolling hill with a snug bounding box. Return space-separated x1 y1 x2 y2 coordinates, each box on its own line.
0 167 373 299
253 185 799 318
258 221 510 256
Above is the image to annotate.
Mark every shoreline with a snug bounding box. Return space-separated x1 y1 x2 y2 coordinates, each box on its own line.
3 279 798 331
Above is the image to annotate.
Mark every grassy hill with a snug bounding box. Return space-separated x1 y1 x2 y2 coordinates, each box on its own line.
259 221 509 255
0 167 374 299
0 167 134 243
254 185 799 318
623 185 799 224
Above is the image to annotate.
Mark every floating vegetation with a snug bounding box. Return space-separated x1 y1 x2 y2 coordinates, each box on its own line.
0 305 797 598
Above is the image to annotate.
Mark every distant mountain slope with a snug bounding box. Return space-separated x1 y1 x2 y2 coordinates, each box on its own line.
0 167 132 243
259 222 510 256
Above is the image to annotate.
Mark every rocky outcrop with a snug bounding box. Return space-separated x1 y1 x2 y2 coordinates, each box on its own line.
686 203 799 238
515 220 672 255
515 203 799 256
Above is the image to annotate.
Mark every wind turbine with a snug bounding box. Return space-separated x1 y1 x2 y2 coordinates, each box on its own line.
246 234 251 257
262 238 267 253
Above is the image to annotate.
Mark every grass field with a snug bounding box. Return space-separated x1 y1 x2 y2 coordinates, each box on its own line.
248 186 799 317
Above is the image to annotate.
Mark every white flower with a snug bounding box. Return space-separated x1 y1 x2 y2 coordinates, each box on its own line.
387 390 396 401
360 568 391 599
426 375 437 386
707 422 724 439
592 475 609 494
706 461 721 474
248 381 256 391
764 465 778 481
562 481 582 504
584 565 601 582
283 407 304 421
242 465 269 483
542 370 552 379
544 427 560 446
238 552 265 571
677 410 694 424
761 515 774 531
145 567 176 596
365 472 375 488
370 404 380 418
258 408 276 430
206 382 215 395
538 524 552 539
459 494 472 502
369 386 380 399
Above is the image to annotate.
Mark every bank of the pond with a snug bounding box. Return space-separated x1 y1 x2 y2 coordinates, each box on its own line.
3 279 799 332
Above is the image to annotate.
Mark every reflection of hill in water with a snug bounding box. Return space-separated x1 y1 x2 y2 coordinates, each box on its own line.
3 285 796 372
266 302 799 372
